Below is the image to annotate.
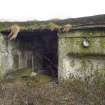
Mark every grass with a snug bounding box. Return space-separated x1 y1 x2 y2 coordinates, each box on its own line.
4 68 52 80
4 68 54 86
0 68 105 105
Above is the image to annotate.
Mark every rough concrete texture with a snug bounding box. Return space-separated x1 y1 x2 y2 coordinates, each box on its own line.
58 29 105 80
0 33 35 79
0 33 13 79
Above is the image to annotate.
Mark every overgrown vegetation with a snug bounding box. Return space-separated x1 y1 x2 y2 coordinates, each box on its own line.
0 68 105 105
0 14 105 32
4 68 53 84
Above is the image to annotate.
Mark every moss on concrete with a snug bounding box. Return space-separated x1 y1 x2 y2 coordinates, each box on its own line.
58 29 105 80
59 30 105 56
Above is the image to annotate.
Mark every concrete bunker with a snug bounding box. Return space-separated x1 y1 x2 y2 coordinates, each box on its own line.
1 14 105 81
1 30 58 78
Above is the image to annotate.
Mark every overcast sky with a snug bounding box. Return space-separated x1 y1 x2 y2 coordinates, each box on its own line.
0 0 105 21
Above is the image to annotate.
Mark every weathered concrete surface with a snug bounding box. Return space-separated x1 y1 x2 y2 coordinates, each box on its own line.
0 33 36 79
58 30 105 80
61 55 105 80
0 34 13 79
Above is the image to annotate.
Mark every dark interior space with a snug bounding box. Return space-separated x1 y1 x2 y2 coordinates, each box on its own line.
11 30 58 77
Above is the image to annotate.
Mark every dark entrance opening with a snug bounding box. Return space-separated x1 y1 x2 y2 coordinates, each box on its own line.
16 30 58 77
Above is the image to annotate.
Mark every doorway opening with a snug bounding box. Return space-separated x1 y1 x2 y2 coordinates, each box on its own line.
16 30 58 77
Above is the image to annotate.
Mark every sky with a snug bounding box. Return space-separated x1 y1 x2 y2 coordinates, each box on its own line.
0 0 105 21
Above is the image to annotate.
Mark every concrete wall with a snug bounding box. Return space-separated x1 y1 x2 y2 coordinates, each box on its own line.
0 33 42 79
58 29 105 81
